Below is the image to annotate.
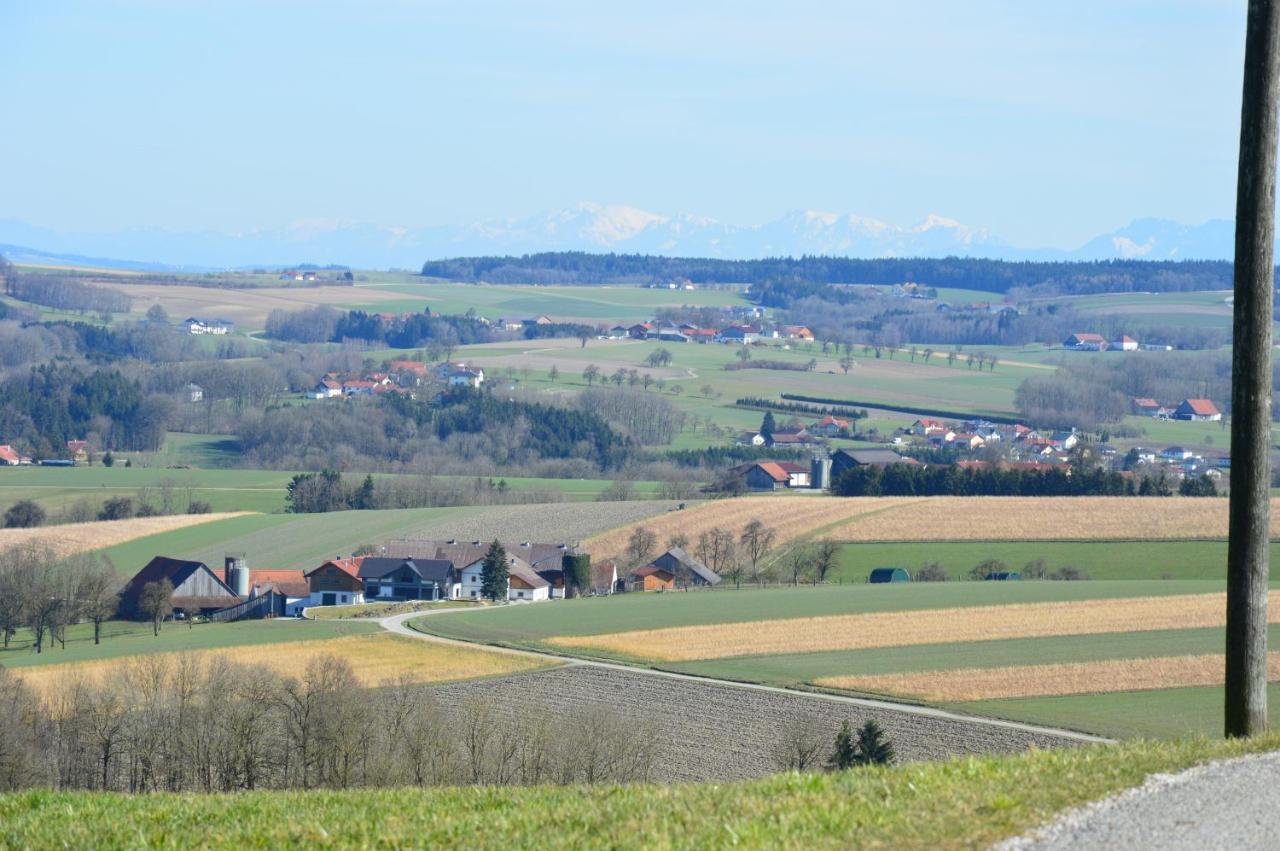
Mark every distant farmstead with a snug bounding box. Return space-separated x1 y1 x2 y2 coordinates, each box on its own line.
1063 332 1107 351
1174 399 1222 421
183 317 234 335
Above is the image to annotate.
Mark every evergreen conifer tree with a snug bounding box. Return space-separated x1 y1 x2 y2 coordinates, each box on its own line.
480 540 509 602
825 720 857 770
854 719 895 766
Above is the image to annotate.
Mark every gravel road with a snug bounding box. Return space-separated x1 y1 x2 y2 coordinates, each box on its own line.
998 750 1280 850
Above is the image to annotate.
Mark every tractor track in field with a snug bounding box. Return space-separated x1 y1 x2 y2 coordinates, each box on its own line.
380 608 1110 780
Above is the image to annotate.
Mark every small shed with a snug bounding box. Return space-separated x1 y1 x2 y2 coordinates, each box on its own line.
985 571 1021 581
629 564 675 592
868 567 911 584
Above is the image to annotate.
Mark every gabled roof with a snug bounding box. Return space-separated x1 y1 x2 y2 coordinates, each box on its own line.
1179 398 1220 415
306 556 366 580
248 569 309 597
0 445 19 464
653 547 721 585
776 461 810 474
357 557 455 583
835 448 909 466
1068 332 1106 342
120 557 235 606
631 564 674 579
590 560 618 587
751 461 789 482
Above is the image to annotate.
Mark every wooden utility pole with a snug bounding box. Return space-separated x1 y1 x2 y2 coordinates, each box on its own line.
1226 0 1280 738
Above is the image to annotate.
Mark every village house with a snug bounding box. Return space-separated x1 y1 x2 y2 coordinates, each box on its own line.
1111 335 1139 351
687 327 718 343
359 557 457 602
782 325 815 341
1174 399 1222 421
809 415 850 437
286 557 367 614
0 445 20 466
183 317 234 335
1063 332 1107 351
497 315 553 331
735 430 767 447
311 378 343 399
767 427 817 448
715 324 760 344
436 362 485 388
627 322 652 339
66 440 88 464
606 324 630 339
186 383 204 403
1131 397 1170 417
424 540 570 601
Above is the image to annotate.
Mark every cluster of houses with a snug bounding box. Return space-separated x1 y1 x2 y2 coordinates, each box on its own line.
118 539 727 622
1063 332 1173 352
1131 397 1223 421
182 317 235 335
310 360 484 399
598 305 812 347
0 439 90 467
735 415 852 449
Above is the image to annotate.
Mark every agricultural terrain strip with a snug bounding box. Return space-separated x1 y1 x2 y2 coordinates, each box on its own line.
547 591 1280 662
13 632 553 696
815 652 1280 702
0 511 251 558
583 495 918 558
819 496 1280 542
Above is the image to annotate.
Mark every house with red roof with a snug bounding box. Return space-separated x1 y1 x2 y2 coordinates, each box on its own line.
0 445 20 466
810 415 851 437
1064 332 1108 351
1174 399 1222 422
287 557 368 614
1111 335 1139 351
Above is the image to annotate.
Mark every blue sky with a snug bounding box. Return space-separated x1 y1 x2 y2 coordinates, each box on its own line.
0 1 1249 248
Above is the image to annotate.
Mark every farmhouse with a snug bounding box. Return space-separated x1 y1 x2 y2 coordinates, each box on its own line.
767 428 817 447
742 460 812 490
1174 399 1222 421
183 317 234 335
809 415 850 437
438 363 485 387
782 325 815 341
287 557 367 614
186 383 204 403
418 539 571 601
629 564 675 592
359 557 456 602
830 448 912 480
716 324 760 344
66 440 88 463
645 547 722 587
0 445 20 466
1131 397 1169 417
311 378 343 399
735 431 767 447
120 556 240 618
497 315 553 331
1063 332 1107 351
1111 335 1139 351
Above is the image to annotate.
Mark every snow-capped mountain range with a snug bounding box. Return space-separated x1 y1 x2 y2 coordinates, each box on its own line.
0 203 1240 271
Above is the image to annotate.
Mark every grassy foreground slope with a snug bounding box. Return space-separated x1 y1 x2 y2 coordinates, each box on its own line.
3 735 1279 850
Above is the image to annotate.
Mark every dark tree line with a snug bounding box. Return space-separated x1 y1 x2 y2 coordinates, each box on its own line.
0 364 171 455
4 269 133 314
833 463 1163 497
422 251 1234 296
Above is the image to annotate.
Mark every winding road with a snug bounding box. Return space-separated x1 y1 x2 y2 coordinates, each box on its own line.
378 608 1111 746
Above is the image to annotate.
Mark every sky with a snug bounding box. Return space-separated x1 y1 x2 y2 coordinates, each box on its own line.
0 1 1251 249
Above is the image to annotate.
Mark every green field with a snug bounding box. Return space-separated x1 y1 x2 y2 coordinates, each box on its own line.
3 734 1278 850
416 580 1266 738
833 540 1259 582
0 617 378 669
347 280 747 322
0 462 672 518
417 581 1221 646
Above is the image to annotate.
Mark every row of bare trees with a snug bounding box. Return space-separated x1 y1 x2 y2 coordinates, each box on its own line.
0 653 656 793
624 521 842 589
0 544 119 652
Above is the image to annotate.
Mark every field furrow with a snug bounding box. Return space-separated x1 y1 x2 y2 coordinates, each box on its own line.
547 591 1280 662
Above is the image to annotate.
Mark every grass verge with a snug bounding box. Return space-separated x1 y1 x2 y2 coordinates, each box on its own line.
2 734 1278 849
